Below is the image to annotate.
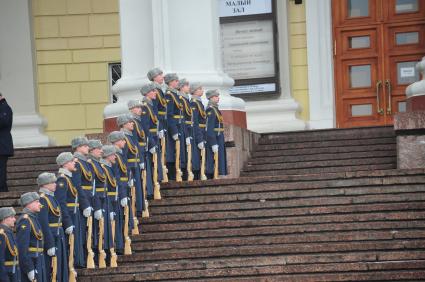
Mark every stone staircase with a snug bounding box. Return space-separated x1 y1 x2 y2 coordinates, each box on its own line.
5 126 425 281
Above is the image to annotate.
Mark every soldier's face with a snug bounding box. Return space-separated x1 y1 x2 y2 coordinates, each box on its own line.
211 96 220 103
91 148 103 158
124 121 134 131
107 154 116 164
148 90 157 100
169 80 179 89
154 74 164 84
131 106 142 116
1 216 16 228
193 88 203 97
115 139 126 149
181 85 190 94
27 200 41 213
64 159 76 171
44 182 57 192
77 144 89 155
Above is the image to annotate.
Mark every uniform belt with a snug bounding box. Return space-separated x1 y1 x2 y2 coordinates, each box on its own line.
107 192 117 196
158 111 166 116
185 121 193 125
82 185 92 190
96 188 106 192
120 177 128 181
4 261 18 266
214 128 224 132
128 158 137 163
199 124 206 128
28 247 43 253
49 223 62 227
149 128 157 133
138 142 146 146
67 203 79 207
173 115 183 119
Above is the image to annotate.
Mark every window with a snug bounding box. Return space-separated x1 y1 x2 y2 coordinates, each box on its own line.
219 0 279 97
109 63 121 103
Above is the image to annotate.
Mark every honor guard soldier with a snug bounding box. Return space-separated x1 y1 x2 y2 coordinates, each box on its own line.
164 73 186 182
107 131 133 254
178 79 194 181
71 136 95 268
140 84 162 199
190 83 207 180
37 172 68 282
54 152 81 280
17 192 46 282
205 90 228 179
147 68 168 183
0 207 20 282
101 145 120 267
128 100 154 202
118 114 145 223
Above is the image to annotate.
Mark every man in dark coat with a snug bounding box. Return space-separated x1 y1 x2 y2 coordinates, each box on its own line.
0 93 13 192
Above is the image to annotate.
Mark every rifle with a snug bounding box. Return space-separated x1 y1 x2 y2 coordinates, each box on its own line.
141 168 150 218
187 140 194 181
68 233 77 282
153 152 161 199
128 171 139 235
200 147 207 180
98 216 107 268
86 216 95 268
123 204 132 255
161 137 168 183
51 255 57 282
175 138 183 182
214 151 219 179
110 218 118 267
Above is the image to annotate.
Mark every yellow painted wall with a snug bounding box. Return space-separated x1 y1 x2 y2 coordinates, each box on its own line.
288 1 309 121
32 0 121 145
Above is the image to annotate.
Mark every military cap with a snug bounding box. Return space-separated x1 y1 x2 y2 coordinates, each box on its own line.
71 136 89 149
37 172 57 187
147 67 163 81
88 139 103 150
56 152 74 166
140 83 156 96
178 78 189 90
116 113 134 127
190 83 202 94
164 73 178 84
19 192 40 207
0 207 16 221
128 99 142 109
107 131 125 144
206 89 220 99
102 145 116 157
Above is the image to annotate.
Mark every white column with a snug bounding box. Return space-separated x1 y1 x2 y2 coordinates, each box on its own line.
306 0 335 129
104 0 154 119
244 0 306 133
156 0 245 113
0 0 51 147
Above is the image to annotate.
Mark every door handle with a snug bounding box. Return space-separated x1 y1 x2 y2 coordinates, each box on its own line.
385 79 392 115
376 80 384 115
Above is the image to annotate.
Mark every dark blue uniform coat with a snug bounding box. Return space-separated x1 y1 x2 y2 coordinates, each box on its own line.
206 105 228 176
0 224 20 282
190 98 207 172
165 89 186 168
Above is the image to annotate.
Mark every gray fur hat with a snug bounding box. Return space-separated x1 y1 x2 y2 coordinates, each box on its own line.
102 145 116 157
56 152 74 166
116 113 134 127
71 136 89 149
178 78 189 90
0 207 16 221
164 73 178 84
107 131 125 143
128 99 142 109
147 67 163 81
190 83 202 94
19 192 40 207
140 83 156 96
88 139 103 150
206 89 220 99
37 172 57 187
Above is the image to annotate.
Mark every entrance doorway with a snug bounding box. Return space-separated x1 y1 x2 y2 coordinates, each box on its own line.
333 0 425 127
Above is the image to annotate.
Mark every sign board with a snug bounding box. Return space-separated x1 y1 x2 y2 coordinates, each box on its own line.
219 0 272 17
228 83 276 95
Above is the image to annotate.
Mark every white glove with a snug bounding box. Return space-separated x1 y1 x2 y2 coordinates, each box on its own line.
186 137 191 146
47 247 56 257
109 212 115 221
128 178 134 187
120 197 128 207
27 270 35 281
149 146 156 154
212 144 219 153
94 209 103 220
172 134 178 141
198 142 204 150
65 225 74 235
139 162 145 170
158 130 164 139
83 207 92 218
